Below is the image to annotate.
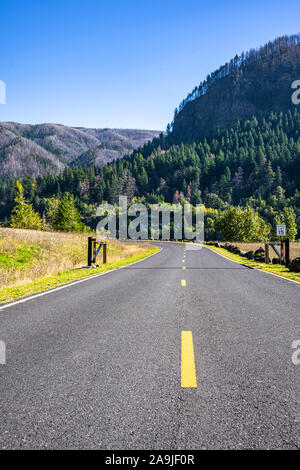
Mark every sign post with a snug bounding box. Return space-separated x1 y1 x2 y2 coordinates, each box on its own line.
276 224 286 237
276 224 287 264
285 238 290 267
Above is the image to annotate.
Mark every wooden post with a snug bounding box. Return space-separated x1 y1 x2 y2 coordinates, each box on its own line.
88 236 93 267
265 243 269 264
92 238 96 263
285 238 290 267
103 243 107 264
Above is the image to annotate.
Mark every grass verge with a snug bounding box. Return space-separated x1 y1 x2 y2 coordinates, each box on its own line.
0 245 159 305
205 244 300 283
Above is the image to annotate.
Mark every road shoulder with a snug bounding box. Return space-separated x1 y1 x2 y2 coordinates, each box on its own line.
204 244 300 284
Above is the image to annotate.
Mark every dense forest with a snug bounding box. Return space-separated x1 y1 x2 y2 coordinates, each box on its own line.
0 109 299 239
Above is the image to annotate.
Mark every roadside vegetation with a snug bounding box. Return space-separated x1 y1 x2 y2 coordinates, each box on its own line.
0 228 158 303
205 243 300 283
219 241 300 260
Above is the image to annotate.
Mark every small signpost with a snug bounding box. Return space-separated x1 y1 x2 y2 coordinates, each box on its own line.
276 224 286 237
265 224 290 266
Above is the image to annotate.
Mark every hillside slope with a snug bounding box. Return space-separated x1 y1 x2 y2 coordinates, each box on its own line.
172 35 300 139
0 125 64 178
0 122 161 177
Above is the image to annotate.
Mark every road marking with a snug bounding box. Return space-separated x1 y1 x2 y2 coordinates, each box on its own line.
181 279 186 286
182 259 185 263
182 266 186 270
181 331 197 387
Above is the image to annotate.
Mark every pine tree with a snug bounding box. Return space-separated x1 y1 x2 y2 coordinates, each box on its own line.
53 193 86 232
10 181 44 230
274 166 283 187
265 161 275 189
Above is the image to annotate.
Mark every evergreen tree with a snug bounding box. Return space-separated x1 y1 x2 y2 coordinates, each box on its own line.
10 181 44 230
53 193 86 232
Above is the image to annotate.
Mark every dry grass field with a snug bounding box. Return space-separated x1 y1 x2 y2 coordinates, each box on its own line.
0 228 150 290
228 242 300 260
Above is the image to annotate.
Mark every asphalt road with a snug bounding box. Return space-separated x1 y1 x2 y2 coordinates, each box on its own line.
0 243 299 449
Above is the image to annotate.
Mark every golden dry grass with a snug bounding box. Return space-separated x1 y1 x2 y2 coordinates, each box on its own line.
228 242 300 259
0 228 150 289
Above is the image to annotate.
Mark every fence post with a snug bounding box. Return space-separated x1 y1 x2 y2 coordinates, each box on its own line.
265 243 269 264
103 242 107 264
285 238 290 267
92 238 96 263
88 236 93 267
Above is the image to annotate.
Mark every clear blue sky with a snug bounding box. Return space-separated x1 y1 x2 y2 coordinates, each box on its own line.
1 0 299 130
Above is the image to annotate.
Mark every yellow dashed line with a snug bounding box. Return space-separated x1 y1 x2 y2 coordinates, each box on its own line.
181 331 197 388
181 279 186 287
182 266 186 270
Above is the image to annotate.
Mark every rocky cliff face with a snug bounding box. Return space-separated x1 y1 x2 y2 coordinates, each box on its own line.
172 42 300 139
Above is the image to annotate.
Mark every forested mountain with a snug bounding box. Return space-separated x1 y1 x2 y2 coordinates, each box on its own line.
0 122 161 178
170 34 300 139
1 109 299 235
1 34 300 239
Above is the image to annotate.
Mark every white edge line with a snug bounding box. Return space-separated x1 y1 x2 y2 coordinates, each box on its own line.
0 247 162 312
204 245 300 285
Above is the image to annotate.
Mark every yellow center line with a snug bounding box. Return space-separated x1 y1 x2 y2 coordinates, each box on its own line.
182 266 186 270
181 279 186 286
181 331 197 388
182 259 185 263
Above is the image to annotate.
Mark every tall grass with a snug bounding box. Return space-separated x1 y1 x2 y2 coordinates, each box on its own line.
0 228 148 289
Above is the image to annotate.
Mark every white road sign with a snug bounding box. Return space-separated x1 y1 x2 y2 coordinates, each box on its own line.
276 224 286 237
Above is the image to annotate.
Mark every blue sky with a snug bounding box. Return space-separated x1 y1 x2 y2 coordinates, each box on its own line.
1 0 300 130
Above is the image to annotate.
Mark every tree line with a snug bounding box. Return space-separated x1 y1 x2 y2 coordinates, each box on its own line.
0 109 299 241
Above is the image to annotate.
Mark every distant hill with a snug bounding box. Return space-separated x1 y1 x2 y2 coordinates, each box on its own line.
0 122 161 178
0 125 64 178
171 34 300 139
